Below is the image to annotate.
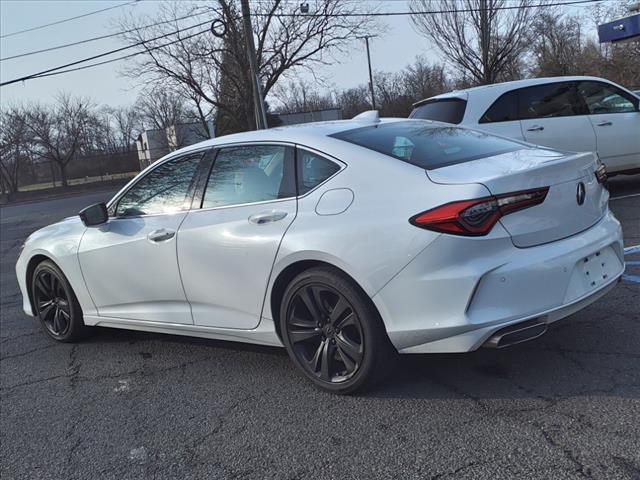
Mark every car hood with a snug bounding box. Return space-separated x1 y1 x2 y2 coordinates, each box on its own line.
25 216 86 251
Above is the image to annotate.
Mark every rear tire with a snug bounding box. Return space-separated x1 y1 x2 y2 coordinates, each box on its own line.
31 260 86 342
279 266 395 394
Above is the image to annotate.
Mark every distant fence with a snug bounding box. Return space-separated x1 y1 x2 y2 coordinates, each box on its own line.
16 151 140 192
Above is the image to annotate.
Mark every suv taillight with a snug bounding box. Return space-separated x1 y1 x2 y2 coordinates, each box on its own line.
410 187 549 236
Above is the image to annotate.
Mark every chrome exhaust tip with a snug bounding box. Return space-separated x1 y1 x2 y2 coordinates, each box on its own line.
483 317 548 349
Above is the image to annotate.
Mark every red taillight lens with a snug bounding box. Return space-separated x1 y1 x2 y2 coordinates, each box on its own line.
410 187 549 236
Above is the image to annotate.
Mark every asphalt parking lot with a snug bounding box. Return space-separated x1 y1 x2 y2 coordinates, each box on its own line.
1 177 639 480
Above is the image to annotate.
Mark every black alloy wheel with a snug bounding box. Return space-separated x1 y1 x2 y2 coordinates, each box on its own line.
32 260 85 342
280 267 395 394
34 269 71 336
287 283 364 383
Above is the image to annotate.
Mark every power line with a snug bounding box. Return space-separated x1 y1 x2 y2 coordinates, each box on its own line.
1 0 604 61
252 0 605 16
0 0 608 87
30 29 210 81
1 11 210 62
0 21 211 87
0 0 140 39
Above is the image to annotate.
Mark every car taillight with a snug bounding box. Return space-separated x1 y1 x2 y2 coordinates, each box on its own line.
410 187 549 236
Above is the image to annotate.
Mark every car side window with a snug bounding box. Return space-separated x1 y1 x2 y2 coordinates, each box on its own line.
479 91 518 123
115 153 202 217
201 145 295 209
577 81 638 114
517 82 585 120
297 149 340 195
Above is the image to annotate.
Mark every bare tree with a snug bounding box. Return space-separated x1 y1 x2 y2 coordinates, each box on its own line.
529 6 640 86
272 79 337 113
402 56 451 102
117 1 376 135
335 85 372 119
109 105 143 151
25 94 94 187
0 106 30 195
135 87 192 131
530 11 583 77
410 0 535 85
583 3 640 87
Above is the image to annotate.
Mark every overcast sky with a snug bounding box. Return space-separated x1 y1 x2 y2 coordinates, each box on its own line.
0 0 610 109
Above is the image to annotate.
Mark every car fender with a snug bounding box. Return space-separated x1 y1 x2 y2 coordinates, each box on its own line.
16 217 98 318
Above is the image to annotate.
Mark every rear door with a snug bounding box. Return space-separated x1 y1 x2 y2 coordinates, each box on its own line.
177 144 297 329
518 81 597 154
577 80 640 172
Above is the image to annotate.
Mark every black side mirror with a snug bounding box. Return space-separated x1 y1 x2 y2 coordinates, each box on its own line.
79 202 108 227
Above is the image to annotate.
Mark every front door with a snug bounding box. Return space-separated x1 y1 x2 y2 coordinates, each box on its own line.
177 144 297 329
78 152 203 324
577 80 640 172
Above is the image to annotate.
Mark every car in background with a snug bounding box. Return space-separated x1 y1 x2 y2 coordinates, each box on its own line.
411 76 640 175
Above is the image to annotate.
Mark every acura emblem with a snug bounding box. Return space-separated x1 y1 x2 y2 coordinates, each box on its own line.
576 182 586 205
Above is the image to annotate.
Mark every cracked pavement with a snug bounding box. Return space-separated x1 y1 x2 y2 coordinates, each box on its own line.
1 177 639 479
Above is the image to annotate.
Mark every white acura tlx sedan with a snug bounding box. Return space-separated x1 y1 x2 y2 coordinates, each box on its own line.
16 114 624 394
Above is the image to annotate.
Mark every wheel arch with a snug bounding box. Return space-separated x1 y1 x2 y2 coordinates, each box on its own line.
268 259 387 343
25 254 55 315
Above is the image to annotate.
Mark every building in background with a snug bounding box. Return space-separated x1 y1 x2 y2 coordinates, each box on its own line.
135 129 168 169
274 108 342 126
135 121 214 169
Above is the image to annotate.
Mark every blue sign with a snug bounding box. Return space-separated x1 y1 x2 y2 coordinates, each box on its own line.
598 13 640 43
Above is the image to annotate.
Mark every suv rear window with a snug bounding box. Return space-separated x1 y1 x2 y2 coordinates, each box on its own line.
331 121 524 170
409 99 466 124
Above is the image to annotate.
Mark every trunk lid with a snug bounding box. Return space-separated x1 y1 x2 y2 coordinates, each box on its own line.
427 148 608 247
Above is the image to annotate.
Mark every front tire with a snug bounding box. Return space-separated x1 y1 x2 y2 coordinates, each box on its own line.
279 266 395 394
31 260 85 342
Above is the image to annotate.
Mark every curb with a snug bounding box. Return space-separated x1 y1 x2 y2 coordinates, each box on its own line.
0 185 120 208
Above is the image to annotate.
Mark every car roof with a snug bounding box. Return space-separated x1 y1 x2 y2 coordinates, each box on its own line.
164 117 432 159
414 76 619 106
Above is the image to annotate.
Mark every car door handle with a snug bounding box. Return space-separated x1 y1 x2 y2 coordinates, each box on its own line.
147 229 176 242
248 210 288 225
526 125 544 132
597 121 612 127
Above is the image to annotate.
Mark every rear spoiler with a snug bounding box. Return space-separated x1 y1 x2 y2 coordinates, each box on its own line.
412 94 468 109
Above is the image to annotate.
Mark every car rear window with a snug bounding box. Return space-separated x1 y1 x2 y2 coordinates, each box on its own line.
331 121 525 170
409 99 467 124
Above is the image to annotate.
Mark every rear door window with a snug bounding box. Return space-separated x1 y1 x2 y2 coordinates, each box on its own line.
331 121 524 170
409 99 467 124
201 145 295 209
517 82 586 119
479 91 518 123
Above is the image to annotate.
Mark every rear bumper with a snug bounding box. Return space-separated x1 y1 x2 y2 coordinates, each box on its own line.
373 209 624 353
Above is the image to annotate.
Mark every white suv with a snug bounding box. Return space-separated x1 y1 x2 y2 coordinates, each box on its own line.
411 76 640 175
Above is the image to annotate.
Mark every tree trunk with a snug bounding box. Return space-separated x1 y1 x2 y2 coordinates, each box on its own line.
49 162 57 188
58 162 69 188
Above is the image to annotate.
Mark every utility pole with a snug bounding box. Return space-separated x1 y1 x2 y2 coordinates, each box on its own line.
240 0 268 130
364 36 376 110
479 0 490 84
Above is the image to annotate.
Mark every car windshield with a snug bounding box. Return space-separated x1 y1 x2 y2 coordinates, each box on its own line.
331 121 525 170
